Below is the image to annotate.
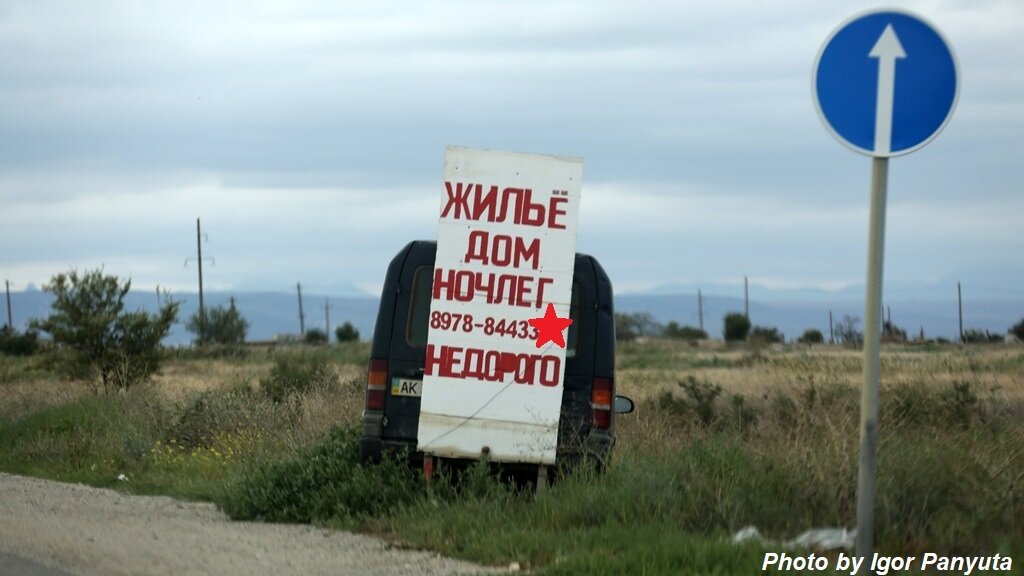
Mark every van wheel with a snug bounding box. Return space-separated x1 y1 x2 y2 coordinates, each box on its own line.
359 439 382 465
556 453 605 479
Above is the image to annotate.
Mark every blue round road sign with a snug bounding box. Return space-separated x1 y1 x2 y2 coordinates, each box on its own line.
813 10 959 157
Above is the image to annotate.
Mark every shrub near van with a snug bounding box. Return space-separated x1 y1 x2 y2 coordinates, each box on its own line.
360 240 632 474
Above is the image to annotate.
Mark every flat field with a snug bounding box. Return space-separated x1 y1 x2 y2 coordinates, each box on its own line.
1 341 1021 575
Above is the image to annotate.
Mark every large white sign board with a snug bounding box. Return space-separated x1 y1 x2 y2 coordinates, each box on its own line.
416 146 582 465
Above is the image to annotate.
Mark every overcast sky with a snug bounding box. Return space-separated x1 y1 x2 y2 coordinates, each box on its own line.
2 0 1021 300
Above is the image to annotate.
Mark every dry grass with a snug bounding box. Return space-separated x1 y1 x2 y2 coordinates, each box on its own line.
612 341 1024 551
0 348 368 454
613 341 1024 491
616 342 1024 405
276 367 366 453
3 340 1021 563
0 377 95 423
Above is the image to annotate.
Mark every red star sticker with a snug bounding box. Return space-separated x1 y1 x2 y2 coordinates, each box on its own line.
528 303 573 349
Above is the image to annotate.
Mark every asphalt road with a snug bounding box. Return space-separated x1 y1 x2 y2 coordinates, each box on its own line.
1 551 76 576
0 473 498 576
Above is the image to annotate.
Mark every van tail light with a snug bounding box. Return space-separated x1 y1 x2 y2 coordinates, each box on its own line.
591 377 613 430
365 358 388 411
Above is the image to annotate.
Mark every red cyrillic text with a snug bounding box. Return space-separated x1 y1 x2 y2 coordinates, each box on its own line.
424 344 561 386
464 231 541 269
441 182 570 229
433 268 553 308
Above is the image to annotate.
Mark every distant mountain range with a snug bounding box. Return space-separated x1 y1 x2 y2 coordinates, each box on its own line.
638 280 1022 303
615 294 1020 342
4 288 381 347
619 281 1023 341
5 283 1021 346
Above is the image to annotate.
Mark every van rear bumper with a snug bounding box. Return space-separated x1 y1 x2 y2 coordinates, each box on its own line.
359 411 385 464
555 429 614 471
360 410 422 465
359 435 422 466
585 429 614 458
360 434 613 472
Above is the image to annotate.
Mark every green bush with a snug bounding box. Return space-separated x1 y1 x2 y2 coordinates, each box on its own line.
1010 318 1024 340
0 330 40 356
168 384 269 449
30 269 178 390
882 321 908 342
962 328 1001 344
797 329 824 345
334 322 360 343
749 325 783 344
664 322 707 341
186 300 249 346
260 352 336 402
219 425 422 524
722 313 751 342
615 312 662 342
303 328 328 345
943 380 981 429
678 376 723 426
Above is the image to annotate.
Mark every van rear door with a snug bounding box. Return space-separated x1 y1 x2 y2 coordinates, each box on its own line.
381 243 434 443
557 256 597 457
374 242 600 458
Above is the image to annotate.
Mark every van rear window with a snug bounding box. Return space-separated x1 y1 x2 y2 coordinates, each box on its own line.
406 266 433 347
406 265 581 357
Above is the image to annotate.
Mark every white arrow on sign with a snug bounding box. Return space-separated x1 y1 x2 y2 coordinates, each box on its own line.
869 24 906 155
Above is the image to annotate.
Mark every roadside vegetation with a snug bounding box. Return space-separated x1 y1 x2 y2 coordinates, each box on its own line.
29 269 179 391
1 339 1022 574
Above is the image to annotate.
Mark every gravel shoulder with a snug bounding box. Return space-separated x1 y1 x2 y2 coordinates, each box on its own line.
0 473 498 576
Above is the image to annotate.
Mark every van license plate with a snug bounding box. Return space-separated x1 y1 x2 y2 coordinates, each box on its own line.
391 378 422 397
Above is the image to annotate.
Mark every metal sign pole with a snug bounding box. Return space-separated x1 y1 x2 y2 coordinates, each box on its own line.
855 156 888 572
814 12 958 575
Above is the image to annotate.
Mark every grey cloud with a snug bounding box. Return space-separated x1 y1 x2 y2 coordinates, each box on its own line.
0 0 1021 297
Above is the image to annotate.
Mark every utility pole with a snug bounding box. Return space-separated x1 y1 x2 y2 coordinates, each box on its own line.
296 283 306 336
744 275 750 320
185 219 214 346
829 310 834 344
324 298 332 338
4 280 13 335
957 282 964 344
196 218 206 344
697 288 704 333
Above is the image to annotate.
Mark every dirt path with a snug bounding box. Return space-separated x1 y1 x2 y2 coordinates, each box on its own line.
0 473 499 576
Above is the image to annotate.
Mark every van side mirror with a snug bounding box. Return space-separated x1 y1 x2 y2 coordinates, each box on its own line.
614 395 635 414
